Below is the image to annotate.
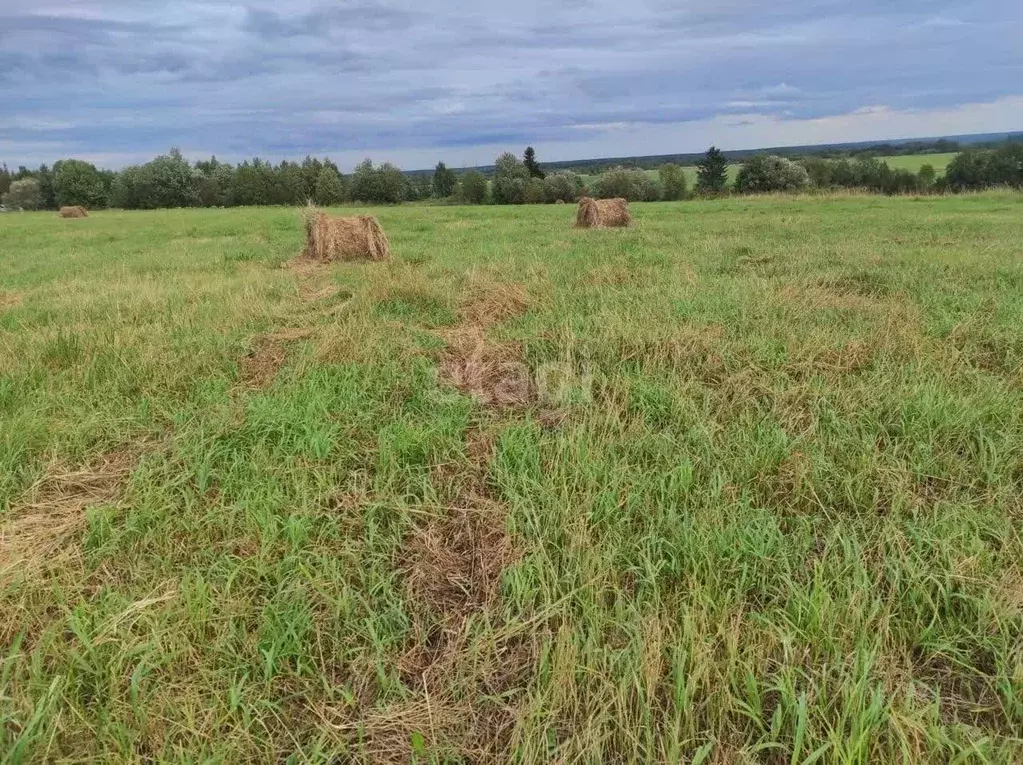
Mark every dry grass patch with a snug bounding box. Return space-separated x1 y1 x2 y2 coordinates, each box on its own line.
458 275 530 327
0 449 140 586
239 328 313 389
438 326 534 408
0 291 23 312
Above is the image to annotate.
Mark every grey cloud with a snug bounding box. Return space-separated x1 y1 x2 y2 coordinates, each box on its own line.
0 0 1020 168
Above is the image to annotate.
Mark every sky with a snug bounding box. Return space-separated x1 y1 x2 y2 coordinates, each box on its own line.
1 0 1021 171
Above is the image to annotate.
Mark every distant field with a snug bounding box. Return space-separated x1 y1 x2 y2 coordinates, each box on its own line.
883 151 958 173
2 193 1023 762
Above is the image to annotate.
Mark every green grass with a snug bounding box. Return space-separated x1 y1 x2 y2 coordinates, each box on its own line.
882 152 958 174
2 193 1023 762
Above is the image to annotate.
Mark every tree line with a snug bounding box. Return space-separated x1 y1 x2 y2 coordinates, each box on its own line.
2 142 1022 212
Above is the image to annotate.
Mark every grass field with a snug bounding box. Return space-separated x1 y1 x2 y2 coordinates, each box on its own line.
2 193 1023 762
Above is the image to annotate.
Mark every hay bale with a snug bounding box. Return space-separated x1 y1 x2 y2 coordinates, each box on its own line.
59 206 88 219
575 197 631 229
303 206 391 261
554 199 566 205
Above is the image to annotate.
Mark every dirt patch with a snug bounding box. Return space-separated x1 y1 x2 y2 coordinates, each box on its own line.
239 328 313 389
0 449 140 586
438 326 534 408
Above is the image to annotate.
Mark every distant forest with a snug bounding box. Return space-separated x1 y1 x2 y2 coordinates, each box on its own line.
2 133 1021 211
417 133 1023 178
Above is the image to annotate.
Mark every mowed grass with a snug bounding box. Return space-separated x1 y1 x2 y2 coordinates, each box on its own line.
883 153 958 174
1 193 1023 763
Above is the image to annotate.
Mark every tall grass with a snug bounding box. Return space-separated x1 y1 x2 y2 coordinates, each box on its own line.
1 193 1022 762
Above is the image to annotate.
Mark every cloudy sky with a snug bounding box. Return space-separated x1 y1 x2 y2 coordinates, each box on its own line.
1 1 1021 170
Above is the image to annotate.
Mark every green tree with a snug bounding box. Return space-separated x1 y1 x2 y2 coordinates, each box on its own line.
36 164 57 209
193 156 235 207
945 150 991 191
543 171 584 203
696 146 728 194
432 162 457 197
917 164 937 191
734 155 809 193
0 164 11 197
377 163 408 203
523 146 545 179
459 170 488 204
53 159 107 209
523 177 546 204
492 152 529 204
314 166 345 205
593 166 662 201
658 163 687 200
1 178 43 210
349 159 380 203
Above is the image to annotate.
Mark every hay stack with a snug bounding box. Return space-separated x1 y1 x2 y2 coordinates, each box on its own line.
575 197 631 229
303 207 390 261
59 206 88 219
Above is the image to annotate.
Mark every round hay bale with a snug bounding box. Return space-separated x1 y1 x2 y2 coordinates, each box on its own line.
575 197 631 228
59 206 88 219
302 206 391 261
554 199 566 205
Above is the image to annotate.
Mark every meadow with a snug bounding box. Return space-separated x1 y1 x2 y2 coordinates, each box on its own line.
1 193 1023 763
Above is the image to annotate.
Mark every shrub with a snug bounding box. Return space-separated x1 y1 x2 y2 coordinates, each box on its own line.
944 150 991 191
917 164 937 190
53 159 107 209
492 152 529 204
523 178 546 204
1 178 42 210
735 155 810 193
543 171 584 203
593 166 661 202
658 163 687 200
799 157 835 188
459 170 488 204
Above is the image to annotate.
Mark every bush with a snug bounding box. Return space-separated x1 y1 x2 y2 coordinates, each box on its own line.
658 164 687 200
917 164 937 190
543 171 584 203
459 171 488 204
1 178 42 210
491 152 529 204
734 155 809 193
523 178 546 204
53 159 107 209
944 150 991 191
593 167 661 201
799 157 835 188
